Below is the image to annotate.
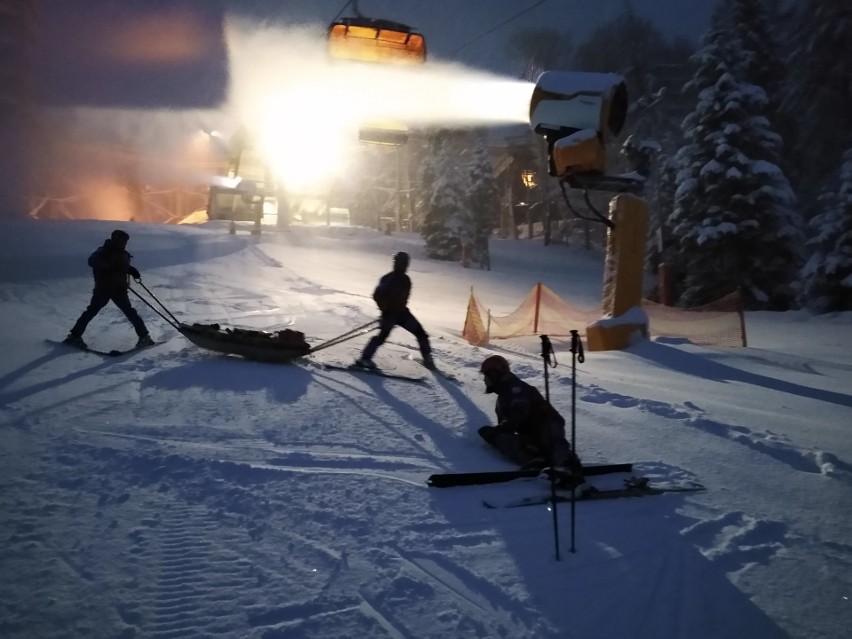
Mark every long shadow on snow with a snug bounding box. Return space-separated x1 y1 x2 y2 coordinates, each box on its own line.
432 482 790 638
309 367 488 471
0 343 131 408
630 340 852 408
144 356 311 404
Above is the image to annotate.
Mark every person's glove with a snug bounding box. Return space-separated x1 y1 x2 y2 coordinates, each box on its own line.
494 421 514 434
128 266 141 281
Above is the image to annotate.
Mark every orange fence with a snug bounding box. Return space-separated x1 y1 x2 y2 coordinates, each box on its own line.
462 283 746 348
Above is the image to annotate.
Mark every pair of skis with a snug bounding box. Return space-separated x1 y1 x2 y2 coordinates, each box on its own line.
426 463 634 487
427 464 706 508
319 357 458 384
483 476 707 509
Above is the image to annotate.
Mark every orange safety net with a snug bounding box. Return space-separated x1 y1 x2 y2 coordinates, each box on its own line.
461 289 489 347
462 285 746 348
643 291 746 348
462 283 601 345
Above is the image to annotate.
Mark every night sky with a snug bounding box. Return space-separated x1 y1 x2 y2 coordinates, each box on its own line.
34 0 718 108
223 0 718 66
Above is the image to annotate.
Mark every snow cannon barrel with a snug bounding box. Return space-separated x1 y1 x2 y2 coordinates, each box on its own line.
529 71 627 177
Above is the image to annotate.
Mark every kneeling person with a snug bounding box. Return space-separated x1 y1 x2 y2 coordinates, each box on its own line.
477 355 582 480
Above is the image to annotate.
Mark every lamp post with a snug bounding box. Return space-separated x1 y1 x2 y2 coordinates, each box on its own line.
521 169 537 239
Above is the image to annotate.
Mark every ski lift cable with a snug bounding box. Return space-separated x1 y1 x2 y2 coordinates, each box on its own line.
449 0 554 56
332 0 357 21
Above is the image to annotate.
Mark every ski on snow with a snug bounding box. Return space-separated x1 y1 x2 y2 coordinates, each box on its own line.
426 463 634 488
47 338 159 358
482 477 707 509
320 362 427 383
406 355 460 383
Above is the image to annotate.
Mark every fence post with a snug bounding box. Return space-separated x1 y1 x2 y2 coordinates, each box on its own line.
533 282 542 333
737 288 748 347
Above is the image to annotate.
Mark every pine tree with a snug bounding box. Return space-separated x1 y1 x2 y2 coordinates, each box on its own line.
508 27 574 81
413 131 442 229
466 138 499 268
668 15 803 309
782 0 852 204
647 150 679 273
726 0 784 100
798 149 852 311
725 0 796 180
420 139 473 261
572 1 695 164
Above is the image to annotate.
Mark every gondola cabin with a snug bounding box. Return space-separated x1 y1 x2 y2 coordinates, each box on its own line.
327 17 426 65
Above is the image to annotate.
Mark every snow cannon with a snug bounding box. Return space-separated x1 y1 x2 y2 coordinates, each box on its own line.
530 72 649 351
529 71 628 185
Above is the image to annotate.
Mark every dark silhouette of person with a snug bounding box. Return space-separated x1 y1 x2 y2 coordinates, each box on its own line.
355 251 434 370
65 229 153 349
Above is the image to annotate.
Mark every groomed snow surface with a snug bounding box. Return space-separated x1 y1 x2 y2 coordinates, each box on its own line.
1 219 850 639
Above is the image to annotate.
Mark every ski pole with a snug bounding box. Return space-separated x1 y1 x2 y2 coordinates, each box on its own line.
550 468 560 561
568 329 585 554
540 334 557 403
540 335 561 560
569 330 584 455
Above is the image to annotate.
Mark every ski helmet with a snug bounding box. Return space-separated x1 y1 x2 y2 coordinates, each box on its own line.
480 355 510 377
393 251 410 271
111 229 130 243
480 355 510 393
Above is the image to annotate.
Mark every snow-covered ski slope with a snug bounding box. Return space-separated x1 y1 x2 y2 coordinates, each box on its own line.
1 218 850 639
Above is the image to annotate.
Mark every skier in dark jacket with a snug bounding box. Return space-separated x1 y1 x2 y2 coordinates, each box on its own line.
355 251 434 370
478 355 582 478
64 229 153 349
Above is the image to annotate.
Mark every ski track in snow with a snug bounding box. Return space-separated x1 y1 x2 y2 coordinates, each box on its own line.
3 221 851 639
1 439 546 638
577 381 852 483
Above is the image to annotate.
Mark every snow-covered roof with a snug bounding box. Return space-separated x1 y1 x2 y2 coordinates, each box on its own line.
535 71 625 97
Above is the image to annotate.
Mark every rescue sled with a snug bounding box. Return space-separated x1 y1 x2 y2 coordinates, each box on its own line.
131 280 380 363
178 323 312 363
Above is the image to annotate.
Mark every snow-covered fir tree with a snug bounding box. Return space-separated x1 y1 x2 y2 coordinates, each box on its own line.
572 1 695 165
647 150 679 274
798 149 852 312
725 0 784 103
724 0 796 179
782 0 852 205
420 136 474 261
413 132 442 229
668 13 803 309
465 137 499 268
